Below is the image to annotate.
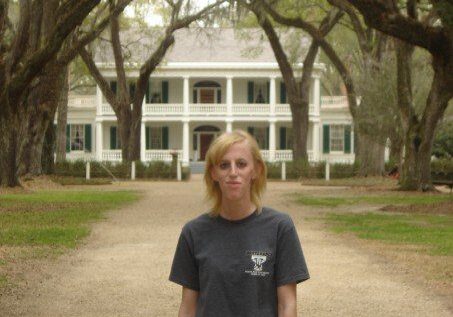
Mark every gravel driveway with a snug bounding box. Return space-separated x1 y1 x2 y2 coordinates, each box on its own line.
1 179 451 316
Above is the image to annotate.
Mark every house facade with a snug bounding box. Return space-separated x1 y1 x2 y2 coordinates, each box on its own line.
62 28 354 167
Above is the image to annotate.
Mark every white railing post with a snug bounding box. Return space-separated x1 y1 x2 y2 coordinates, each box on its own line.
281 161 286 181
177 159 182 181
131 161 136 180
270 76 276 116
86 162 90 180
325 158 330 181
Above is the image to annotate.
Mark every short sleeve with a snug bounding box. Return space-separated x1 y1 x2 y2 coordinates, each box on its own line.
275 217 310 287
169 228 200 291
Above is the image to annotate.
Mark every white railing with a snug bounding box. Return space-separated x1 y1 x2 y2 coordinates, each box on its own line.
144 103 184 115
102 150 122 161
321 153 355 164
68 95 96 108
233 104 270 114
189 103 227 114
101 103 115 115
65 152 95 161
145 150 183 162
321 96 348 108
272 150 314 162
96 102 326 116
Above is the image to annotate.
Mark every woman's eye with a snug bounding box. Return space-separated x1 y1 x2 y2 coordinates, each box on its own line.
219 163 229 169
237 161 247 168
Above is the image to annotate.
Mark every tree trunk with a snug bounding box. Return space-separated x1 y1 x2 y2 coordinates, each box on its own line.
117 104 141 162
42 119 56 174
0 114 22 187
18 66 64 176
56 66 69 162
290 103 309 161
399 52 452 190
356 133 385 176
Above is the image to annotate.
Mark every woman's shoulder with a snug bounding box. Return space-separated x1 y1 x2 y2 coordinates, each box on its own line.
261 206 296 229
181 212 214 234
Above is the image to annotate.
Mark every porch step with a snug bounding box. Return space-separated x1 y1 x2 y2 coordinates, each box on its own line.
190 161 206 174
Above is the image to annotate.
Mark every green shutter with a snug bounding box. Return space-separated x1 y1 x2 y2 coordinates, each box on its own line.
145 81 150 103
110 81 117 95
266 127 269 149
280 82 286 103
66 124 70 152
344 125 351 153
84 124 92 152
247 127 254 136
162 81 169 103
266 81 270 103
323 124 330 154
247 81 254 103
129 82 136 100
162 127 169 149
146 126 150 149
110 126 117 150
280 127 286 149
193 89 197 103
217 89 221 103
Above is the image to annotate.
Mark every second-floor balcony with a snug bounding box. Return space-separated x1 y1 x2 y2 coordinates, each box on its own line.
100 102 316 116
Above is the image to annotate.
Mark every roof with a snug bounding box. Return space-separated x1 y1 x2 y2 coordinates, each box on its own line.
94 27 311 66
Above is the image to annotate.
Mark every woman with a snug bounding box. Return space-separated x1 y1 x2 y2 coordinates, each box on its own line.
169 129 309 317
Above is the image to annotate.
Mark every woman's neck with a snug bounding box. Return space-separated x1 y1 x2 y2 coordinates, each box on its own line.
219 199 256 221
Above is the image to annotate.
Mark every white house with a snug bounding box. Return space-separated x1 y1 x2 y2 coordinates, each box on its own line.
62 28 354 169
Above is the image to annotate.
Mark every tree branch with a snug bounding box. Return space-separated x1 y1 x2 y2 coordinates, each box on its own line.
79 46 118 110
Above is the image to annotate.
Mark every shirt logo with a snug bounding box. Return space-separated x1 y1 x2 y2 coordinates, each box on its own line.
245 251 271 277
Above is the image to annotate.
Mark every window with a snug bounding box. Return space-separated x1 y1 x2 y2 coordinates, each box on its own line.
254 82 268 103
150 127 162 149
254 127 267 149
150 81 162 103
330 125 344 151
70 124 84 151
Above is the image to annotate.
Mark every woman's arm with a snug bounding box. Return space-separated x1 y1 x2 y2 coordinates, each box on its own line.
277 283 297 317
178 287 199 317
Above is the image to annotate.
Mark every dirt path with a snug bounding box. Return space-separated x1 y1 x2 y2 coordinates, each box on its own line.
1 179 451 316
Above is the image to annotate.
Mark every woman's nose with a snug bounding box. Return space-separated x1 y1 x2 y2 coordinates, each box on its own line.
230 163 238 175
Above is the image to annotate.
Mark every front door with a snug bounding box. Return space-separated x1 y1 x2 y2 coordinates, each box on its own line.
200 134 214 160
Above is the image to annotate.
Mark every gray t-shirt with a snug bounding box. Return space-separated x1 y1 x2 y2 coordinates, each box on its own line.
169 206 310 317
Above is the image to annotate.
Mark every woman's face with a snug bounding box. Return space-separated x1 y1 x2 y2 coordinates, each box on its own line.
210 140 259 203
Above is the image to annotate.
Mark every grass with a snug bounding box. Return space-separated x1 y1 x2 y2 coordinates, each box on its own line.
326 212 453 256
293 193 452 207
0 191 138 249
50 176 112 186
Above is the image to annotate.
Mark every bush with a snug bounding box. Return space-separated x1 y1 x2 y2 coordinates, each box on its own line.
54 160 183 180
265 159 358 180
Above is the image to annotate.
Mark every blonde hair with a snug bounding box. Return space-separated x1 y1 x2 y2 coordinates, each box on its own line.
203 129 267 216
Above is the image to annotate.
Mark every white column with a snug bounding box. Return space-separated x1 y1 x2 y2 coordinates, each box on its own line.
140 121 146 162
182 119 190 167
96 85 103 115
313 121 320 162
226 76 233 117
269 76 276 115
313 75 321 115
183 76 190 116
96 121 103 161
226 120 233 133
269 120 276 162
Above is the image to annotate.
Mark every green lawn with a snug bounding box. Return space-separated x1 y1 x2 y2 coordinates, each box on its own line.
0 191 138 248
293 193 452 207
326 212 453 256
